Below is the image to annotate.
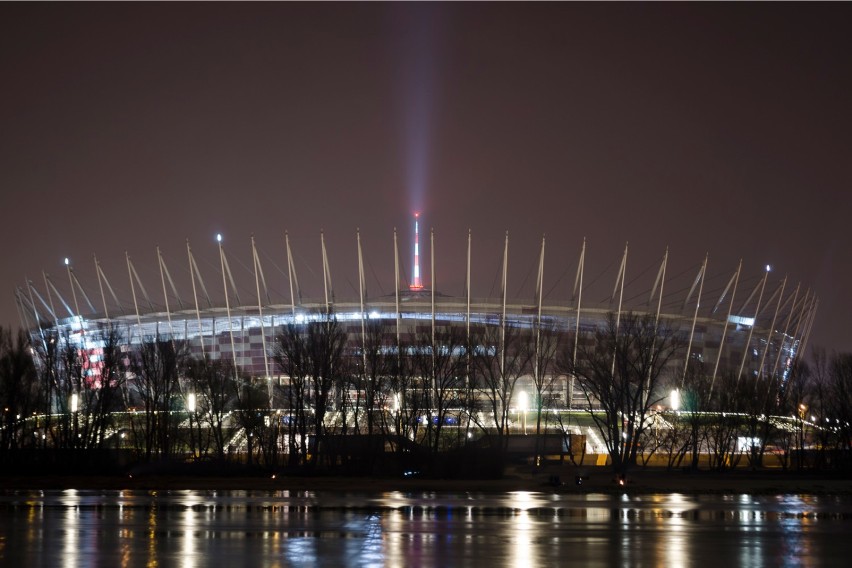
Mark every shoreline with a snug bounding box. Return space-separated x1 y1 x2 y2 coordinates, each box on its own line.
3 468 852 495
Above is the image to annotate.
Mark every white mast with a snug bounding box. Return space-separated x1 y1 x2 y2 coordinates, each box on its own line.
321 231 332 315
157 246 175 339
14 289 27 330
736 265 770 387
500 231 509 379
682 254 708 386
217 234 239 381
770 283 800 379
95 257 125 317
610 244 628 378
430 227 436 409
126 252 143 341
64 258 81 321
534 235 546 400
798 298 819 360
186 240 206 354
394 228 400 348
466 229 472 389
357 229 367 383
710 260 742 396
251 236 271 390
27 280 51 351
430 226 436 354
94 255 110 320
645 248 668 406
756 276 787 381
38 273 58 326
66 259 95 316
570 238 586 408
42 271 59 326
285 232 297 316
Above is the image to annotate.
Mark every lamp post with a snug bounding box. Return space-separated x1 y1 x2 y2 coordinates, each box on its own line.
187 392 197 459
393 392 401 435
518 391 529 435
798 402 807 470
70 392 79 448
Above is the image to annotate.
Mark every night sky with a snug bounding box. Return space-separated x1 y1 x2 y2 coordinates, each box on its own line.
1 3 850 353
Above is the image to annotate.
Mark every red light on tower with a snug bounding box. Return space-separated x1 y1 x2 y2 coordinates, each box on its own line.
410 212 424 291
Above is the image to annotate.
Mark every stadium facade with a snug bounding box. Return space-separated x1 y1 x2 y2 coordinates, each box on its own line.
15 224 818 408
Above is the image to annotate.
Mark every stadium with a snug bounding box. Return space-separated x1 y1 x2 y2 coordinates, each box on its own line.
16 220 817 400
8 216 823 472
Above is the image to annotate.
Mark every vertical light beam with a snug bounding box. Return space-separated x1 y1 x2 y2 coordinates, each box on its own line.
410 212 424 290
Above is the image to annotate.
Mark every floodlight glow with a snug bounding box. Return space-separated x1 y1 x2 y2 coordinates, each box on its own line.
187 393 196 413
64 258 69 266
216 234 222 243
517 391 529 412
766 264 771 272
670 389 680 411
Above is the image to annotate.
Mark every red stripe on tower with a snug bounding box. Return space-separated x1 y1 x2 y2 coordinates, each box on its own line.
410 212 424 290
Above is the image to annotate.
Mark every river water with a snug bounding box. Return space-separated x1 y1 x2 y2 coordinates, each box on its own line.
0 489 849 567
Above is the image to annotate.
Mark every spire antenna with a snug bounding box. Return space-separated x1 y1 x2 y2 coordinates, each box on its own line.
410 212 424 291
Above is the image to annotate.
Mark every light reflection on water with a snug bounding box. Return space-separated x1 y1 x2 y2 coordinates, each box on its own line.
0 489 850 567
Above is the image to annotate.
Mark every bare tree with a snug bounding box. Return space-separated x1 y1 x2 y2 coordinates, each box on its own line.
125 336 186 461
273 315 348 467
183 355 237 460
274 323 310 466
414 327 466 454
305 316 347 466
0 327 39 456
359 320 393 438
386 338 424 450
528 321 561 464
562 312 683 476
471 322 530 446
673 363 714 470
234 378 270 466
84 326 126 450
809 350 852 470
31 328 63 450
827 354 852 469
703 371 747 470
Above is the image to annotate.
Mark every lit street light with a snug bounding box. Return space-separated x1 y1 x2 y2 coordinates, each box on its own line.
517 391 529 435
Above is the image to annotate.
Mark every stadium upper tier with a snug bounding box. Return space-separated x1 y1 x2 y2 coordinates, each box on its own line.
16 235 817 386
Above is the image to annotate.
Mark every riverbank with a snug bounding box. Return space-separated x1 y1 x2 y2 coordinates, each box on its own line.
3 465 851 495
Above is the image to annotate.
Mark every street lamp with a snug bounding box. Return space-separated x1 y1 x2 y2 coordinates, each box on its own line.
798 403 807 468
517 391 529 435
70 392 79 447
187 392 197 459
